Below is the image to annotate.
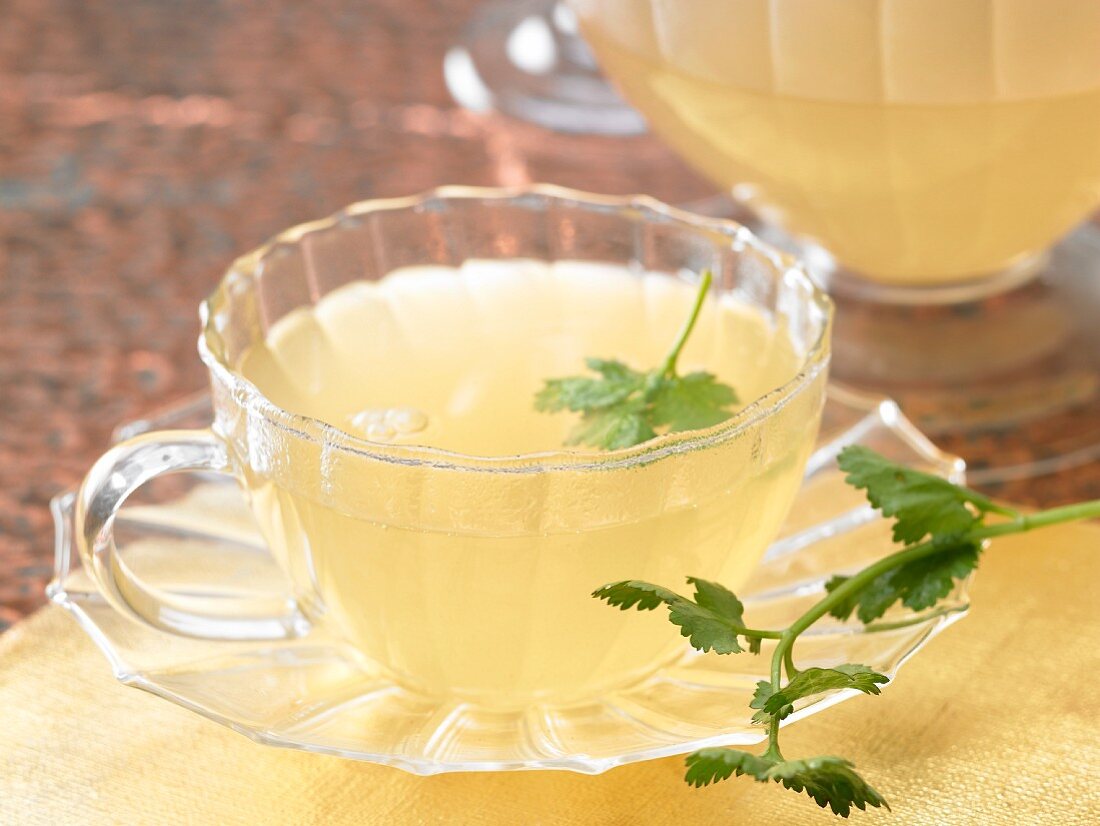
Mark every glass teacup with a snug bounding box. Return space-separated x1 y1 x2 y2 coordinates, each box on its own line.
73 187 832 709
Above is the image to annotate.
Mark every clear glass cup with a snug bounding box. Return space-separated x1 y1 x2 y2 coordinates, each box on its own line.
569 0 1100 479
72 186 831 709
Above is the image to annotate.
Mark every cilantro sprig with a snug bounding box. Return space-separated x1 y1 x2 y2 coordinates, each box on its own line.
536 268 1100 816
590 447 1100 816
534 270 738 450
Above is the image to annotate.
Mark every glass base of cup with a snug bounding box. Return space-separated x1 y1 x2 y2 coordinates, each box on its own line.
682 195 1100 489
443 0 647 136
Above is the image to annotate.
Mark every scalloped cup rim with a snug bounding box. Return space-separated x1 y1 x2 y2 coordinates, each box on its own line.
197 185 834 472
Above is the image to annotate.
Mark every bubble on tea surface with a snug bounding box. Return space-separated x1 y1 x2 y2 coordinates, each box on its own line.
385 406 428 434
349 406 428 442
366 421 396 441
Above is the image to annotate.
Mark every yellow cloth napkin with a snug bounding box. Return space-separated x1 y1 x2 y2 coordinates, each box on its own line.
2 523 1099 825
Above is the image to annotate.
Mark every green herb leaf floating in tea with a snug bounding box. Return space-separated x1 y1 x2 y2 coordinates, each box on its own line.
649 371 739 431
534 358 647 415
534 270 738 451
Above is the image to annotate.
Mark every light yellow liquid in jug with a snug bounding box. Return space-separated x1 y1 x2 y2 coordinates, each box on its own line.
574 0 1100 284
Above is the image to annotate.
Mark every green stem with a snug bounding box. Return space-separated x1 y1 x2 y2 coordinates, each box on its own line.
741 627 783 640
659 269 713 378
764 542 927 730
786 539 938 644
783 646 799 680
763 645 785 761
765 497 1100 713
763 716 784 762
974 499 1100 538
863 605 961 633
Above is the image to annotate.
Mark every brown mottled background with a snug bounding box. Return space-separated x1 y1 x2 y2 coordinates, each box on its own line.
0 0 1096 631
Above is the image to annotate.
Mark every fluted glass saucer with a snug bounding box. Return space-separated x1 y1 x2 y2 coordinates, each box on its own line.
49 385 967 775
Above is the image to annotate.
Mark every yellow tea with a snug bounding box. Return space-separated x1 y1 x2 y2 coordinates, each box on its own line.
238 260 820 704
573 0 1100 284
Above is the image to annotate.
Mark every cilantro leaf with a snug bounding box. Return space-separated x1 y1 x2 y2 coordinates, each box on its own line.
565 399 656 451
686 575 744 619
750 679 780 724
591 580 682 612
650 371 739 431
770 756 890 817
585 357 643 382
593 577 749 654
749 666 887 724
891 541 981 610
534 271 738 451
837 445 1010 545
760 666 889 721
533 358 645 413
826 539 981 623
685 749 889 817
684 748 774 786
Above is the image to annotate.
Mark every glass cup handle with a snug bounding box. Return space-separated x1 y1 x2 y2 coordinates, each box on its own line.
73 428 310 641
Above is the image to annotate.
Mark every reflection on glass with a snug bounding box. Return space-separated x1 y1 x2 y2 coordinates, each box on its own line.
445 0 646 135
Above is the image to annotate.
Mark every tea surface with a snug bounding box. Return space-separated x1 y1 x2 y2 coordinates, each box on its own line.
241 260 802 455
